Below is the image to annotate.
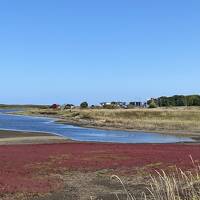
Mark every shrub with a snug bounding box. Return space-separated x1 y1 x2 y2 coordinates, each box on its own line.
80 101 88 109
149 100 157 108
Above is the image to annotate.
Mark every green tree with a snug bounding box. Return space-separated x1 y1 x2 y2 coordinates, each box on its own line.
149 100 157 108
149 95 200 107
80 101 88 108
186 95 200 106
174 95 187 106
158 97 170 107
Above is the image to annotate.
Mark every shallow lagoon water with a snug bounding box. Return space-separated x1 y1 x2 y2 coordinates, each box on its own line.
0 109 194 143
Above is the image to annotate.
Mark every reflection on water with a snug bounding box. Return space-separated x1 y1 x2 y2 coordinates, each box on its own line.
0 109 194 144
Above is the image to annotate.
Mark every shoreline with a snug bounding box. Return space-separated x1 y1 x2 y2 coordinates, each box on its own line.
0 129 199 145
11 110 200 142
0 129 69 145
55 119 200 143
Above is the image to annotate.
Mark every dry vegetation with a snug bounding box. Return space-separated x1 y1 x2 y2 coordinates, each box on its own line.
110 157 200 200
21 107 200 136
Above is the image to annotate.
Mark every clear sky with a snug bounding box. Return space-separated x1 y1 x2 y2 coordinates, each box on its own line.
0 0 200 105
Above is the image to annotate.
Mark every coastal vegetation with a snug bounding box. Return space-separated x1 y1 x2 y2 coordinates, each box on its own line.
1 102 200 199
112 163 200 200
1 107 200 199
0 142 199 199
20 106 200 136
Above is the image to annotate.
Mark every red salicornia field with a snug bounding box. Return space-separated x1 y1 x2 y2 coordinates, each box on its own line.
0 143 199 194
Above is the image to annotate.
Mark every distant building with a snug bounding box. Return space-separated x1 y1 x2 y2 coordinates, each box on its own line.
100 101 147 108
100 101 127 108
63 104 75 110
115 102 127 107
129 101 147 108
115 102 127 108
100 102 112 106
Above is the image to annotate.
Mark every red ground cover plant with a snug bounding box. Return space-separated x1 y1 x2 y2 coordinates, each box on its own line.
0 143 199 194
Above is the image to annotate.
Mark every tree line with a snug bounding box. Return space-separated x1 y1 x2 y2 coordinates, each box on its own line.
148 95 200 107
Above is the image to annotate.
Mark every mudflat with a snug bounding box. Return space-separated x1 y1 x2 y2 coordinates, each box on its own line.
0 130 67 145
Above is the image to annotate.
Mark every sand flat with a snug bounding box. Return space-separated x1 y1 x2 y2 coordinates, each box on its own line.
0 130 68 145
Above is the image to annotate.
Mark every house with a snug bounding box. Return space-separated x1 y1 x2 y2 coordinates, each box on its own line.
100 101 147 108
115 102 127 107
49 104 61 109
100 102 112 107
100 101 127 108
63 104 75 109
129 101 147 108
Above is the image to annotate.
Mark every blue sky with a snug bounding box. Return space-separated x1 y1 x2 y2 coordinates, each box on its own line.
0 0 200 105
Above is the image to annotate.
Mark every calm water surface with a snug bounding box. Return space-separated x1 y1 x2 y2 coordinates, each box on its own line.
0 109 194 143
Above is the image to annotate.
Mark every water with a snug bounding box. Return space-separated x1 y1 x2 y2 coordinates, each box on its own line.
0 109 194 143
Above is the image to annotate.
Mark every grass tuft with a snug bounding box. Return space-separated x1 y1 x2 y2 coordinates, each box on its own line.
109 159 200 200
